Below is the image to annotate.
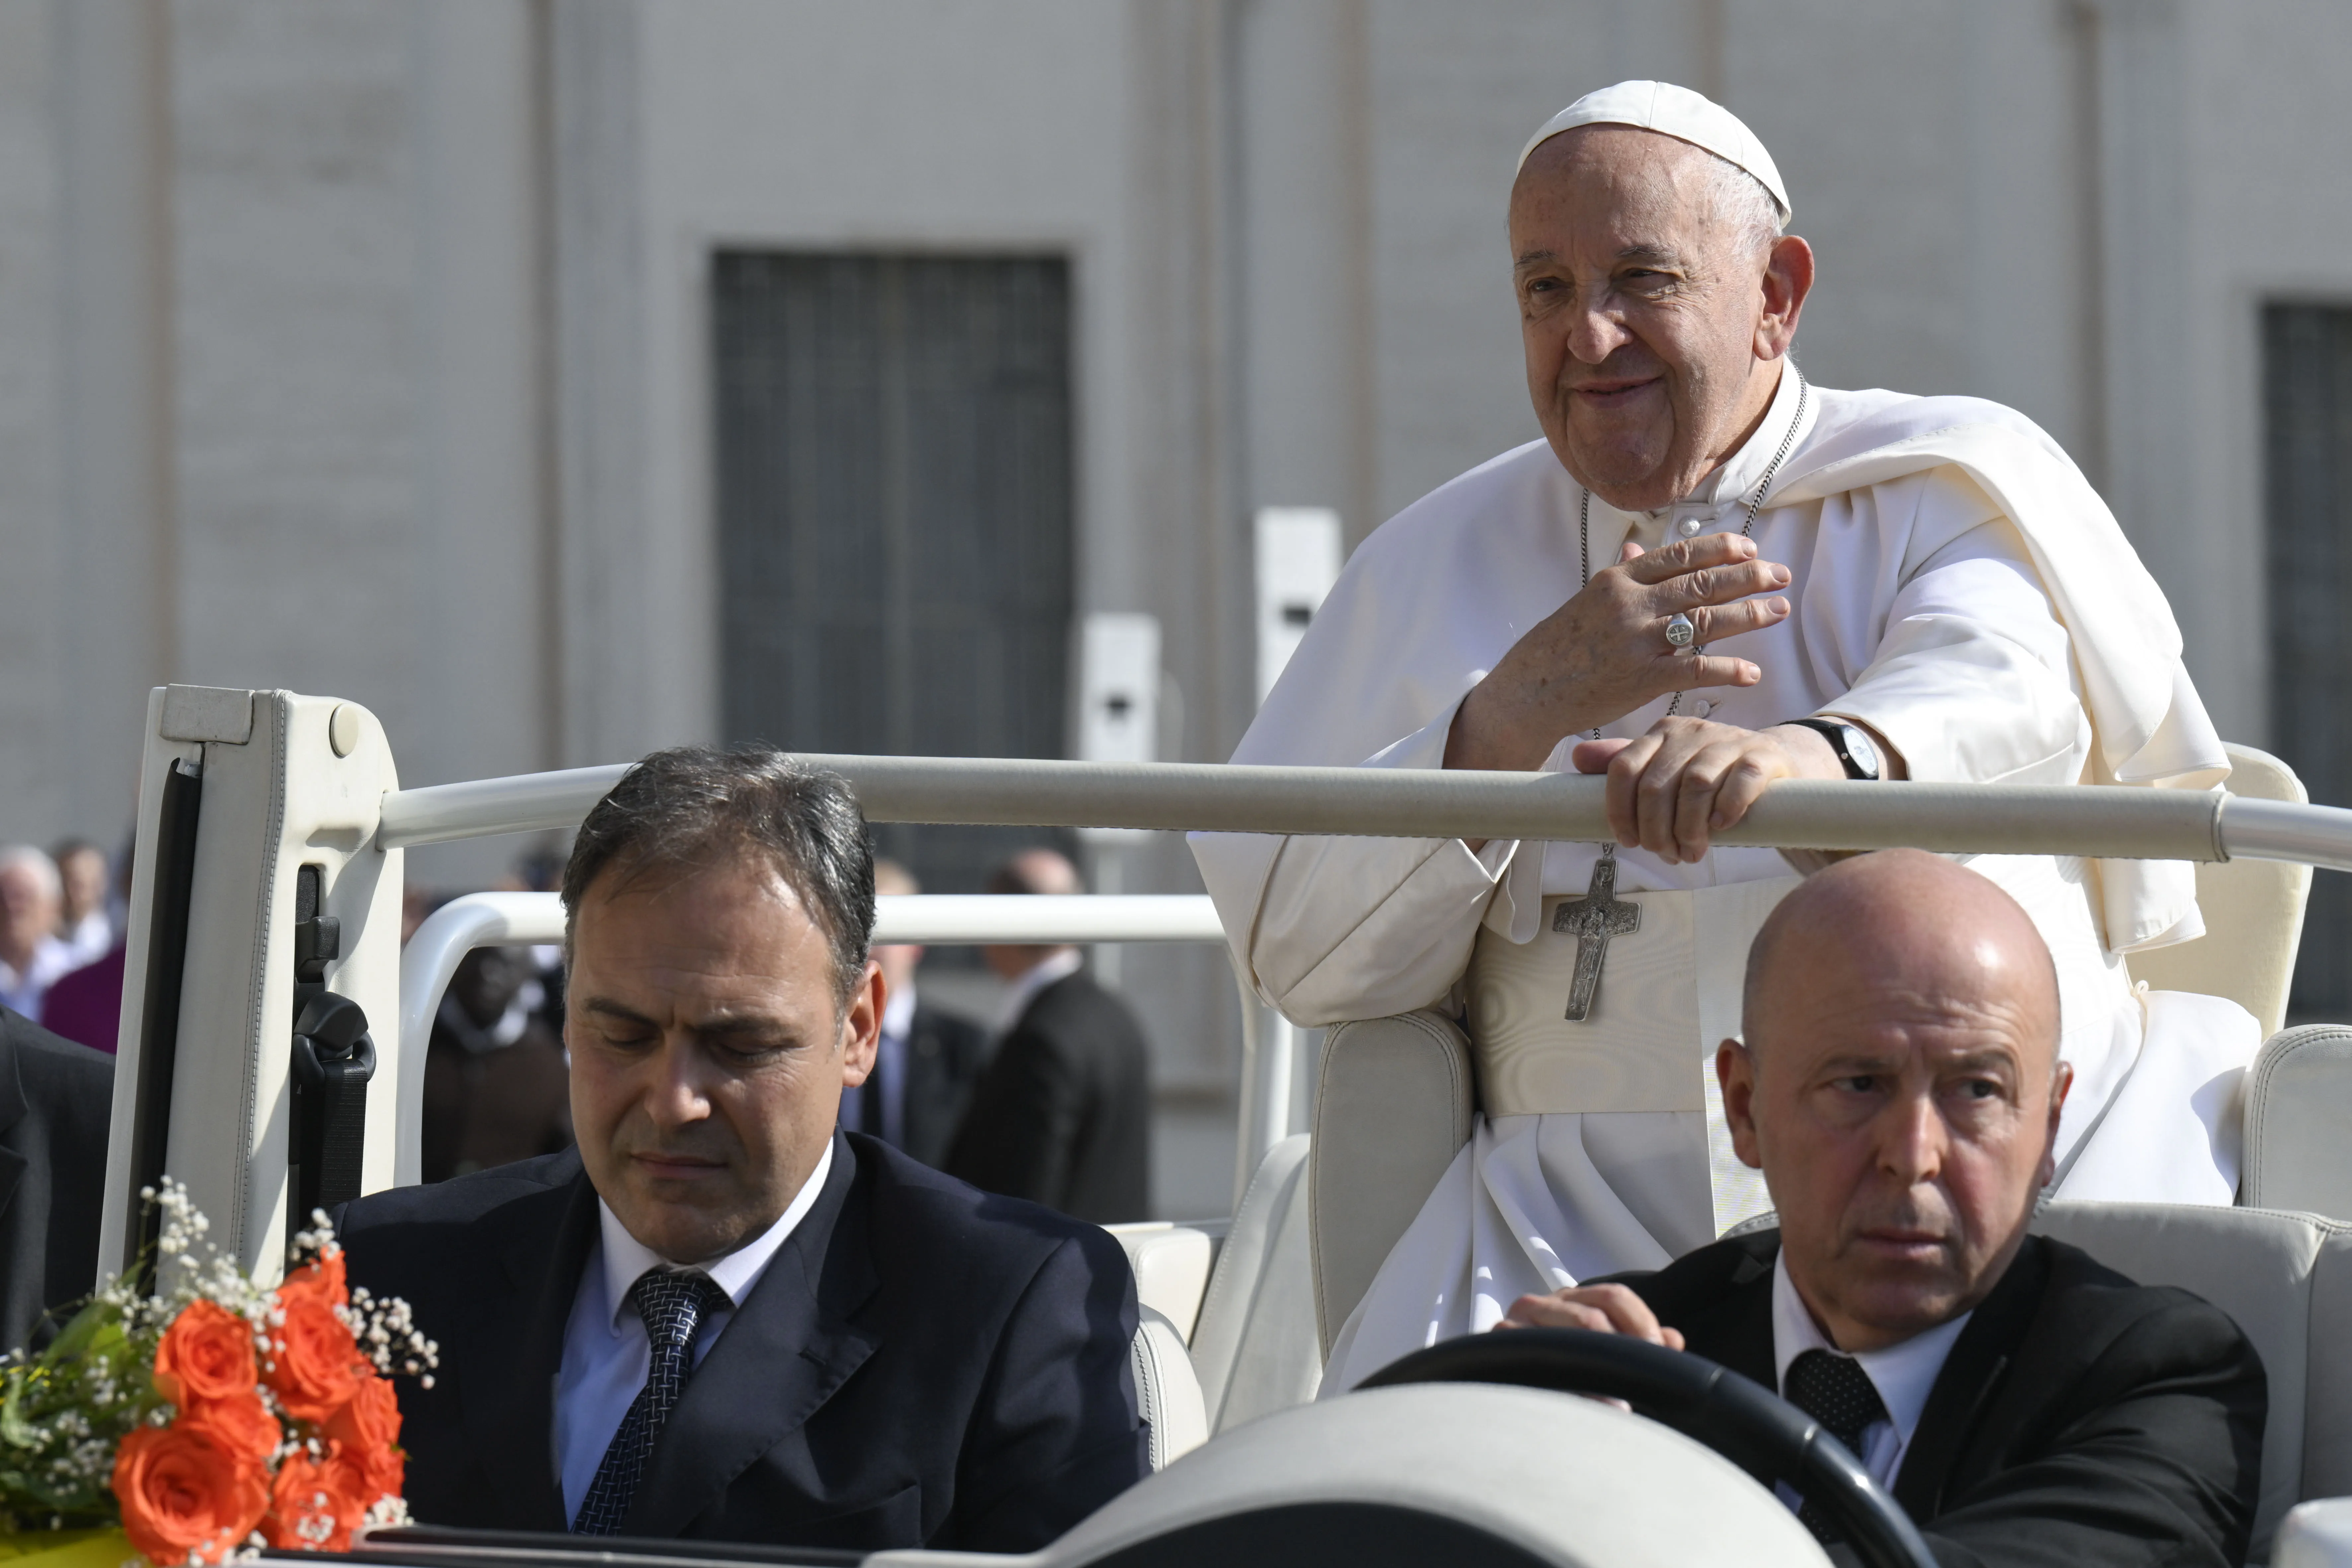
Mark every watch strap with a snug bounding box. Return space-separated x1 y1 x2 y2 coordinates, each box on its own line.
1786 717 1877 781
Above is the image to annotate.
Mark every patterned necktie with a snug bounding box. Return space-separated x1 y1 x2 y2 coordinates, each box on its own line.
571 1270 732 1535
1783 1347 1889 1543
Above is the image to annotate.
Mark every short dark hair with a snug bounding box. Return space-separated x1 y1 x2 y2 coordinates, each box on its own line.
561 746 875 1003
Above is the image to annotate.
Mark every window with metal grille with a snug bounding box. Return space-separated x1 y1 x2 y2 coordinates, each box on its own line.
2265 303 2352 1018
713 252 1077 897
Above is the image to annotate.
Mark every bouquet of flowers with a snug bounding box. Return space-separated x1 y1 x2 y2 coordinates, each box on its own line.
0 1181 437 1566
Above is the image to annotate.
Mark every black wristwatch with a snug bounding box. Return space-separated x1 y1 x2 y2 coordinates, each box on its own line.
1785 717 1882 781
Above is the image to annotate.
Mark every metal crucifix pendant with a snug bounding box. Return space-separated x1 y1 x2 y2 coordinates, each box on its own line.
1554 853 1641 1022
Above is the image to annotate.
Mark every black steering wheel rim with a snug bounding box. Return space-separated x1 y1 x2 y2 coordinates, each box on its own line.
1357 1329 1937 1568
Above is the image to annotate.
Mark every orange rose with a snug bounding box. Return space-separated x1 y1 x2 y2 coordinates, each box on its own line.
262 1446 370 1553
114 1420 271 1566
324 1374 404 1499
277 1250 347 1311
265 1292 371 1426
154 1301 261 1411
186 1390 280 1464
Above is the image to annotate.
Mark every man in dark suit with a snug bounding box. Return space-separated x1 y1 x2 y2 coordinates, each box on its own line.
843 859 990 1169
336 750 1149 1553
1499 849 2264 1566
0 1007 111 1353
945 849 1150 1224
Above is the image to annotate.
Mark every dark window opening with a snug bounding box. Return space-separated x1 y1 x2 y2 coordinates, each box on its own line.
713 252 1078 923
2265 303 2352 1018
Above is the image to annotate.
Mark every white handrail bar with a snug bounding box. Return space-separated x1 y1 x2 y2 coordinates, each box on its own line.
394 893 560 1186
394 892 1228 1187
375 756 2264 863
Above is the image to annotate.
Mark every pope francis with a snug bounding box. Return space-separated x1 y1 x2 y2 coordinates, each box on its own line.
1189 82 2260 1393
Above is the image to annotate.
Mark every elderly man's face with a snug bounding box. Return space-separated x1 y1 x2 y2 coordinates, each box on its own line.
0 862 57 960
566 857 878 1264
1720 889 2068 1351
58 849 108 926
1509 126 1810 513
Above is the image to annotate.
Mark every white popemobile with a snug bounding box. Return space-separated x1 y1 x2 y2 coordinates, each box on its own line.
96 685 2352 1568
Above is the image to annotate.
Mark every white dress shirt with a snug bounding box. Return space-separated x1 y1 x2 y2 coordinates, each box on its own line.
1770 1251 1971 1492
0 935 76 1025
61 910 113 968
552 1139 835 1520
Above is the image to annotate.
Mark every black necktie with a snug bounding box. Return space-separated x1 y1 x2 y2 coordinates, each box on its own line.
571 1270 731 1535
1784 1347 1889 1542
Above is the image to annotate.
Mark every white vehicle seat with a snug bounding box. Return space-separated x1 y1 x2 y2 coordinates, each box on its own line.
2129 742 2312 1038
1129 1305 1209 1470
2032 1201 2352 1561
1310 1010 1476 1355
1107 1221 1221 1344
2243 1027 2352 1222
1186 1133 1325 1432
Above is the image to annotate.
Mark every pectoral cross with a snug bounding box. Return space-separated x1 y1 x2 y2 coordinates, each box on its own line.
1554 852 1642 1022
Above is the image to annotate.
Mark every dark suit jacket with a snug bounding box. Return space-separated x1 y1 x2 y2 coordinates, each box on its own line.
945 971 1150 1224
848 1002 990 1170
1615 1229 2265 1568
333 1132 1148 1554
0 1007 112 1354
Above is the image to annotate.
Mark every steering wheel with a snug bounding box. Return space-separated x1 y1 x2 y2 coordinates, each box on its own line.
1358 1329 1938 1568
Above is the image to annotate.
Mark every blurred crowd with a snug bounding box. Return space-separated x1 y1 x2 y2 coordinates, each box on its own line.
0 837 129 1053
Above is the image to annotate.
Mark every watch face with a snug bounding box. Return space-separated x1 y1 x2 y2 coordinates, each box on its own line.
1841 724 1880 780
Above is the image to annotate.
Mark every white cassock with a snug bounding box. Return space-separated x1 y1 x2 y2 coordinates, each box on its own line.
1189 367 2262 1393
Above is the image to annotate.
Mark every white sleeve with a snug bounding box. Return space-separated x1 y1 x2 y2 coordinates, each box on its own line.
1821 511 2090 786
1191 705 1519 1026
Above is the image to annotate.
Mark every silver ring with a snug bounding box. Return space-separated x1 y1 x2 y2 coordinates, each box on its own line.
1663 612 1696 649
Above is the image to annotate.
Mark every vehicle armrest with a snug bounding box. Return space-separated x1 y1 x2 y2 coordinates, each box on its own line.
1106 1220 1226 1345
1131 1306 1208 1470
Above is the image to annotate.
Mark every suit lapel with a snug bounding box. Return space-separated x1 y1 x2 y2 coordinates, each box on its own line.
1664 1232 1780 1392
1892 1235 2050 1519
620 1136 880 1538
461 1163 599 1532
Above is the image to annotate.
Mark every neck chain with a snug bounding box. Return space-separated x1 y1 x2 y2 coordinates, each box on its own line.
1576 372 1808 859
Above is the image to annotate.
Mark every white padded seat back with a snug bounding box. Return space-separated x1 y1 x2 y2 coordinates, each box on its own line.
2128 743 2311 1038
2303 1221 2352 1511
1107 1221 1220 1344
1130 1306 1208 1470
1188 1134 1323 1432
1309 1010 1476 1354
2244 1026 2352 1222
2033 1201 2349 1557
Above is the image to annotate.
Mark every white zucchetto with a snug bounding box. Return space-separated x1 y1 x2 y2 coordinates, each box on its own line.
1517 80 1790 220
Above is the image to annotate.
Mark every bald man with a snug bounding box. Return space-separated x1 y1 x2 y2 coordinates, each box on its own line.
1502 851 2264 1566
944 850 1152 1223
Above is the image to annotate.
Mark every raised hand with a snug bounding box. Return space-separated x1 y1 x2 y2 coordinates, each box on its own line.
1444 533 1792 775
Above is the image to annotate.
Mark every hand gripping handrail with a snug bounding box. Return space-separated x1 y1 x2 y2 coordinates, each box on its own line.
374 754 2294 864
393 891 1227 1187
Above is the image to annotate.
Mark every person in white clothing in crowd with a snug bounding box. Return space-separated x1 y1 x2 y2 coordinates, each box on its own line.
1189 81 2257 1393
0 847 76 1026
